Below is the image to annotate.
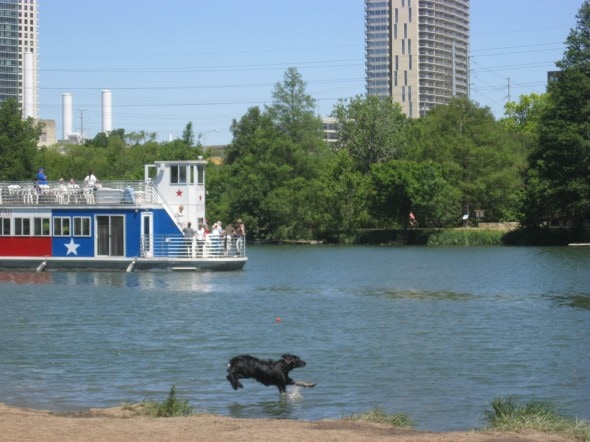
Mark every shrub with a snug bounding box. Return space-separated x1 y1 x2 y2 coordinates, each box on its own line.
136 385 193 417
427 229 504 246
483 397 590 441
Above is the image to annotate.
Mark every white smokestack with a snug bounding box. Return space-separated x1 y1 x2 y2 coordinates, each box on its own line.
62 93 72 139
23 51 34 119
102 89 112 134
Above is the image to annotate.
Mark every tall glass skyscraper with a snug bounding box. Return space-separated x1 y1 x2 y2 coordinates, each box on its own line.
0 0 38 118
365 0 469 118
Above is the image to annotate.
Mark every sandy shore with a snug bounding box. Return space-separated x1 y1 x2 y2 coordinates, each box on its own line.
0 403 573 441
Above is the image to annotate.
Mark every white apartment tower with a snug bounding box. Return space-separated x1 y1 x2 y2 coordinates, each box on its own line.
365 0 469 118
0 0 39 118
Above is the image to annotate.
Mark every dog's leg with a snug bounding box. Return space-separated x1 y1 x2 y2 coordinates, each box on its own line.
226 374 244 390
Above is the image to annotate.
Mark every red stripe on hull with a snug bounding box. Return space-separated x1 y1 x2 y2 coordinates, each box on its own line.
0 237 52 256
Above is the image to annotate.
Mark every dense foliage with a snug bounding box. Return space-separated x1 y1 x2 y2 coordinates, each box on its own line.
1 2 589 242
523 1 590 229
0 98 43 180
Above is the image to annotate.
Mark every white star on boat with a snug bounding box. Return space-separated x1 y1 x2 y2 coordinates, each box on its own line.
64 238 80 255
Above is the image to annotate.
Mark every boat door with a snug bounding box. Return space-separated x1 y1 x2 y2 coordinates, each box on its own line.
141 212 153 257
96 215 125 256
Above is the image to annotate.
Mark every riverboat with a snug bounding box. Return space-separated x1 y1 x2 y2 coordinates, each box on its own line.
0 159 247 272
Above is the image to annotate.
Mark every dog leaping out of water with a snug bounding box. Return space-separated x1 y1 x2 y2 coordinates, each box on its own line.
226 354 317 394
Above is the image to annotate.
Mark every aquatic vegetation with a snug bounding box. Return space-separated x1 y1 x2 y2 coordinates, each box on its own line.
342 407 414 428
427 229 505 246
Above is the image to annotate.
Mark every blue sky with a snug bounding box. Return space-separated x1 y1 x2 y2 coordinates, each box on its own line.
39 1 583 145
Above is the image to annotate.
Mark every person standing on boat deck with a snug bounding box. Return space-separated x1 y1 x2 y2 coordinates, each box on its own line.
175 204 185 227
217 221 225 253
235 219 246 254
182 222 195 257
56 178 68 203
36 167 48 185
196 223 205 256
84 171 97 188
223 222 235 255
210 222 222 255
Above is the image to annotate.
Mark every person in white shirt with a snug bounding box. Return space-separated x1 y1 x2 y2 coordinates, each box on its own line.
210 222 223 255
84 170 97 187
196 223 205 256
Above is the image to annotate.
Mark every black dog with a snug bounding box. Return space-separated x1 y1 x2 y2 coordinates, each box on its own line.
226 354 316 394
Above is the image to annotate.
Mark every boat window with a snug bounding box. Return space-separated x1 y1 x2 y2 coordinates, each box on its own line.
197 164 204 185
73 217 91 237
171 165 187 184
0 218 10 236
33 217 50 236
53 217 70 237
14 218 31 236
74 216 90 236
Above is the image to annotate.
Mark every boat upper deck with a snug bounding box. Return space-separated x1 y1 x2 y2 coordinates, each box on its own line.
0 181 160 207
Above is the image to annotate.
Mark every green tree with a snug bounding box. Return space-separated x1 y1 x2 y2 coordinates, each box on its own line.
501 93 548 134
524 0 590 227
0 98 43 180
332 95 409 173
369 160 461 228
182 122 195 147
211 69 330 240
409 97 526 221
266 66 322 144
210 91 328 240
318 150 370 241
209 107 289 238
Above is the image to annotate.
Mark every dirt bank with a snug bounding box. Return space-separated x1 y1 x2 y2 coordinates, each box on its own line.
0 403 573 441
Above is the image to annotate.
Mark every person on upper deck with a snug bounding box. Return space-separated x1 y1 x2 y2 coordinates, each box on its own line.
84 171 97 188
36 167 48 185
58 178 67 191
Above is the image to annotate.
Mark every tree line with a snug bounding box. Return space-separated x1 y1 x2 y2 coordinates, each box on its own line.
1 2 589 243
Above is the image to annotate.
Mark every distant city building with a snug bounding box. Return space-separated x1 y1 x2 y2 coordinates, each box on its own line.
37 118 56 147
0 0 38 118
365 0 470 118
322 117 340 147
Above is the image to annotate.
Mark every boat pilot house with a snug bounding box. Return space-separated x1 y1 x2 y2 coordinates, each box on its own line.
0 160 247 272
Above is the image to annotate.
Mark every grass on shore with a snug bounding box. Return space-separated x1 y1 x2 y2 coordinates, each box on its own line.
342 398 589 441
483 397 590 441
123 385 193 417
119 388 589 441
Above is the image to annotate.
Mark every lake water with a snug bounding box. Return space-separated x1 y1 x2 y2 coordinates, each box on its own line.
0 245 589 431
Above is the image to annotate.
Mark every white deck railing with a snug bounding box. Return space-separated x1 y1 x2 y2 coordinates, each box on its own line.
142 234 246 259
0 181 158 206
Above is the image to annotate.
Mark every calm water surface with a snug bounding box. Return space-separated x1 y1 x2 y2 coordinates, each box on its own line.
0 245 589 431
